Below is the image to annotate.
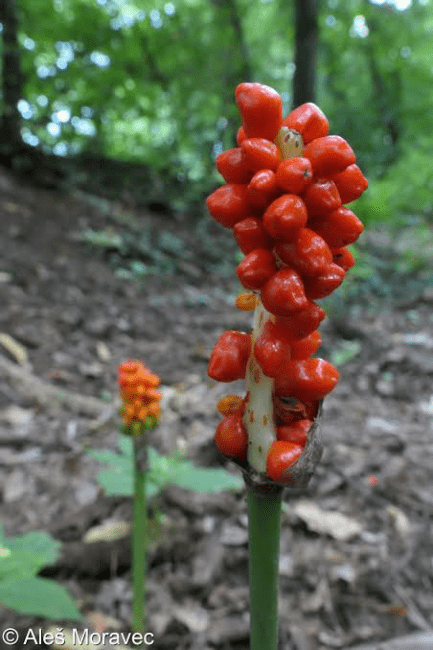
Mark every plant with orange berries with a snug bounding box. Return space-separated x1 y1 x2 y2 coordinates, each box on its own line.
117 359 162 640
88 359 243 640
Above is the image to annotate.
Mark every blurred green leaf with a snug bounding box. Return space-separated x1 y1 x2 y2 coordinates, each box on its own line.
0 577 82 620
88 435 243 497
0 527 81 620
0 527 60 581
331 340 362 367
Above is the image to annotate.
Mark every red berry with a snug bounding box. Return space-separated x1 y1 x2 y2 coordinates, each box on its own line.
241 138 281 172
304 135 356 177
275 157 313 194
233 217 273 254
276 228 332 277
275 358 339 402
261 268 308 316
206 184 252 228
275 301 326 339
290 330 322 359
303 263 345 299
332 247 355 271
208 331 251 382
331 164 368 204
254 320 291 378
235 83 283 142
277 419 312 446
247 169 280 210
266 440 303 483
216 148 252 184
308 207 364 248
282 103 329 144
236 126 246 146
263 194 308 242
215 413 248 459
236 249 278 290
302 178 341 216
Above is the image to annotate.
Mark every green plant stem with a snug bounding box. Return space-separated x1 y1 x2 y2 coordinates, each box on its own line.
132 435 147 641
246 482 283 650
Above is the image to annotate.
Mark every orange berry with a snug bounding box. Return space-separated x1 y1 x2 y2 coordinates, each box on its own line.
235 292 257 311
217 394 244 416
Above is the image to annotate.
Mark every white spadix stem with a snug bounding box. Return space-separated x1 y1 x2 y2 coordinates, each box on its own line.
244 126 304 474
244 298 277 474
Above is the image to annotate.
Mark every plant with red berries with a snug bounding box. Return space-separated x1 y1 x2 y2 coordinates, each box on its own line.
206 83 367 650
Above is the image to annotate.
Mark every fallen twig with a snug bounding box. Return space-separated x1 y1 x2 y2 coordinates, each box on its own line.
348 631 433 650
0 354 111 417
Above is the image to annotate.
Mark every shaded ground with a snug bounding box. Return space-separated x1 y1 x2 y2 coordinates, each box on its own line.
0 164 433 650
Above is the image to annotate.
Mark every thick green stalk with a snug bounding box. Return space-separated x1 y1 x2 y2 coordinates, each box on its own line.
247 482 283 650
132 434 147 640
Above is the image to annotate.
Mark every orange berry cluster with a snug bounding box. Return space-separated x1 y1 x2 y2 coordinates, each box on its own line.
118 359 162 429
207 83 367 483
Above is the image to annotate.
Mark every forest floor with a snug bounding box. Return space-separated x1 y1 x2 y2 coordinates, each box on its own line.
0 164 433 650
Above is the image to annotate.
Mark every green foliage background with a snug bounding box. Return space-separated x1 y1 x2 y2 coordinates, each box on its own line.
3 0 433 220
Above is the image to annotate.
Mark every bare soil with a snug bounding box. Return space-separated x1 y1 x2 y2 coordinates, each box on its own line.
0 165 433 650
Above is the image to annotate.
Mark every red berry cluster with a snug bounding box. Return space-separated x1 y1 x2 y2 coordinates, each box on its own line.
207 83 367 484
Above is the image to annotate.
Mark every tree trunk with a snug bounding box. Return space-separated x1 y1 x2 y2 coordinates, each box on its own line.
0 0 24 163
293 0 319 108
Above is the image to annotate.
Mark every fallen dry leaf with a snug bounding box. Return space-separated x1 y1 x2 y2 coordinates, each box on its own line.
83 520 130 543
293 499 362 541
0 332 29 366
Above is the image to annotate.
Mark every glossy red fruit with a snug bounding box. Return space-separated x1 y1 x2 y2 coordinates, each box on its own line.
215 413 248 459
290 330 322 359
276 228 333 277
304 135 356 176
233 217 273 254
275 157 313 194
303 263 345 299
266 440 303 483
247 169 280 210
277 419 312 446
263 194 308 242
208 331 251 382
308 207 364 248
241 138 281 172
236 249 278 290
275 301 326 339
332 247 355 271
302 178 341 216
331 164 368 204
261 268 308 316
282 103 329 144
206 184 252 228
236 126 246 146
275 358 339 402
254 320 291 378
216 148 252 184
235 83 283 142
